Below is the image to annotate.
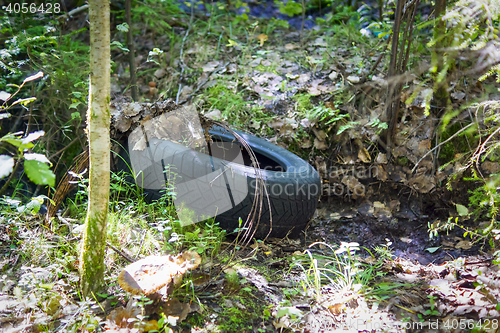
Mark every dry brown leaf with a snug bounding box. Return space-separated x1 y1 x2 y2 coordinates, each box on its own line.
249 58 262 67
312 128 327 141
375 165 388 181
328 303 343 314
300 118 314 128
307 86 321 96
297 73 310 84
409 174 436 193
202 61 219 72
154 68 167 79
261 59 271 66
482 161 500 175
105 299 143 331
300 139 312 148
347 75 360 83
204 109 222 120
269 119 284 130
313 138 328 150
455 240 472 250
156 298 191 322
313 37 327 46
358 147 371 163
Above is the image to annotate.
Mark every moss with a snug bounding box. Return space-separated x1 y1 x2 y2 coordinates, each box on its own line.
79 213 108 297
438 123 475 162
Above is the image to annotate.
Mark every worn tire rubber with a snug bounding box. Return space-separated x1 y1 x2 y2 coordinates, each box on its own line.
120 126 321 239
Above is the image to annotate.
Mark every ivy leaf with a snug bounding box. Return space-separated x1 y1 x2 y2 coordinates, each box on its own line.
24 160 55 187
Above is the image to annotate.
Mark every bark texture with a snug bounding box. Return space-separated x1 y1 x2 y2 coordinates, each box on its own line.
79 0 111 297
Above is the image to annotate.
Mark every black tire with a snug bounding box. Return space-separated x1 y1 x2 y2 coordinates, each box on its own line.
120 126 321 239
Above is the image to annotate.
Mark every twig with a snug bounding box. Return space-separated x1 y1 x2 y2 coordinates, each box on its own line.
402 0 420 70
411 123 474 173
48 136 80 160
58 4 89 21
471 125 500 172
107 242 134 263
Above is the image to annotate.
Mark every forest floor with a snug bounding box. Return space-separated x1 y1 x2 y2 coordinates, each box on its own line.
1 2 500 332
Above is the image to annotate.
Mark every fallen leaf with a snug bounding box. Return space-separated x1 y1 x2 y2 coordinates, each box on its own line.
202 61 220 72
297 73 310 84
312 128 327 140
156 298 191 322
300 139 312 148
426 247 441 253
358 147 371 163
313 37 327 47
269 119 284 130
482 161 500 174
409 174 436 193
307 86 322 96
261 59 271 67
249 58 262 67
154 68 167 79
347 75 360 83
300 118 314 127
455 240 472 250
313 138 328 150
451 91 466 100
328 303 343 314
376 153 388 164
205 109 222 120
456 204 469 216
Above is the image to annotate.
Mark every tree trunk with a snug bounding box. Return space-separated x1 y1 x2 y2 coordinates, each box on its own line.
79 0 111 297
432 0 449 112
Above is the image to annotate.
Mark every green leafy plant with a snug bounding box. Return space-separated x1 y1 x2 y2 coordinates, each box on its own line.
274 0 303 17
0 72 55 195
423 295 440 316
